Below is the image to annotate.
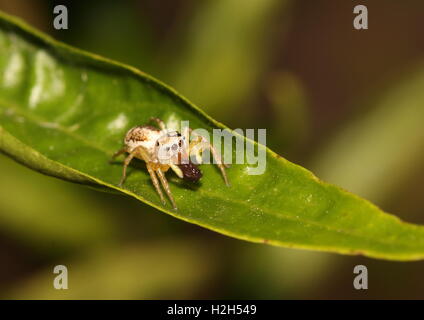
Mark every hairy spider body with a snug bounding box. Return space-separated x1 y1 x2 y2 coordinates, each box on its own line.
111 118 229 209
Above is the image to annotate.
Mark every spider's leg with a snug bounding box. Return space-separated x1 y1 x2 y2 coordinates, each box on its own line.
150 117 166 131
209 144 230 186
156 169 177 210
189 129 229 166
134 147 167 205
118 149 137 187
146 163 167 205
110 147 127 163
118 146 150 186
189 133 230 186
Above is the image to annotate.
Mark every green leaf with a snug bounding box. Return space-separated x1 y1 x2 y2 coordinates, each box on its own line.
0 11 423 261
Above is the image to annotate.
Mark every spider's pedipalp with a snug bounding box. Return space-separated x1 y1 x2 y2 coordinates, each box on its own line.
170 164 184 179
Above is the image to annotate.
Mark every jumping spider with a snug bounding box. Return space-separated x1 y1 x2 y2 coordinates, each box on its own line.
111 117 229 209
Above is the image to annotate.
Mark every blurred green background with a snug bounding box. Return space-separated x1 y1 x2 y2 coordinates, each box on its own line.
1 0 424 299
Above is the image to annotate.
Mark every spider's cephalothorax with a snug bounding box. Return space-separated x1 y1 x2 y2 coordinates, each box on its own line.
111 118 229 209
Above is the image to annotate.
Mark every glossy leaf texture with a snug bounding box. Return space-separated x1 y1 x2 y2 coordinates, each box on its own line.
1 12 424 261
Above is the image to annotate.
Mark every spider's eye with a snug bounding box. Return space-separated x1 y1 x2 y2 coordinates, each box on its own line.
166 147 170 151
156 141 160 146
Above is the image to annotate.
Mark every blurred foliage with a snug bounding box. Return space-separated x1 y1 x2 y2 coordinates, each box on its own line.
266 71 309 154
57 1 154 71
170 0 290 121
312 66 424 206
0 0 424 299
7 240 215 299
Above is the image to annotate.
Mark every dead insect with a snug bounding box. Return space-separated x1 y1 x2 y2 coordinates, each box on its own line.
111 117 229 209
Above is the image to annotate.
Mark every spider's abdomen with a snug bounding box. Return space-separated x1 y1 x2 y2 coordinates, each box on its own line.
124 125 161 152
178 163 202 182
